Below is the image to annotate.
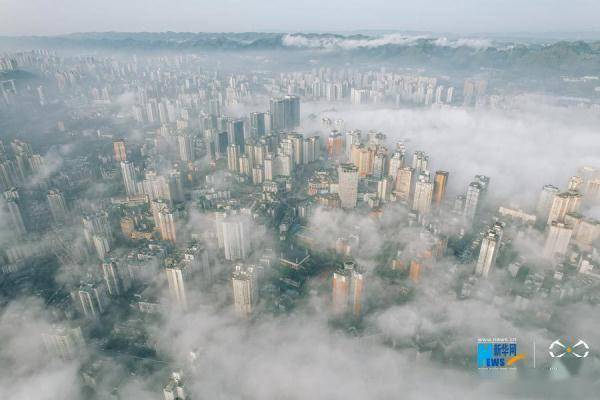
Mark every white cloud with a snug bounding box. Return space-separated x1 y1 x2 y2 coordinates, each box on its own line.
282 33 495 50
304 96 600 208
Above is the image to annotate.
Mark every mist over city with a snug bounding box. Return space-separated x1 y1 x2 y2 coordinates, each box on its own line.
1 2 600 399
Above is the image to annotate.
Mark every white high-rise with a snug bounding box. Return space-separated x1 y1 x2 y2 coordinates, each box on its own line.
227 144 239 173
474 223 503 278
547 191 582 225
42 326 85 361
388 150 404 180
73 282 107 318
47 189 67 223
101 260 131 296
536 184 560 222
232 264 258 317
6 198 26 236
303 136 318 164
120 161 138 197
464 181 483 221
263 155 273 181
177 134 195 162
216 214 251 260
543 221 573 260
412 151 429 175
166 265 188 311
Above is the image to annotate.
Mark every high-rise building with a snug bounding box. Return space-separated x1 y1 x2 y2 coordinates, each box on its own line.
238 154 251 176
412 173 433 214
372 150 388 179
350 144 377 177
303 136 319 164
346 130 361 159
585 178 600 204
177 134 195 162
463 79 487 106
183 245 211 282
543 221 573 259
565 214 600 250
252 166 264 185
72 282 107 318
92 235 111 260
263 155 273 181
101 259 131 296
263 112 272 135
227 144 240 173
141 171 172 203
350 88 369 104
168 170 185 203
250 112 267 137
274 153 293 177
412 151 429 175
165 265 188 311
332 261 363 317
547 191 582 225
47 189 67 224
536 184 560 222
113 139 127 162
216 213 251 260
433 170 449 206
394 167 414 204
377 176 393 203
338 163 359 209
474 223 503 278
120 161 138 197
327 130 345 159
157 207 178 243
270 95 300 132
464 181 483 221
82 211 113 247
217 131 229 157
0 160 18 189
42 326 85 361
5 198 26 236
388 150 404 180
228 119 245 153
288 133 304 165
252 142 267 167
453 195 466 213
244 141 257 168
231 264 258 317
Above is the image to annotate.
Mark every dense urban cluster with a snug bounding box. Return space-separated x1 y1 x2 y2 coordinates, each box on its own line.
1 48 599 398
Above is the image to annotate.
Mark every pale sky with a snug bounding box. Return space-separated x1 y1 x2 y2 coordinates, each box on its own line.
1 0 599 36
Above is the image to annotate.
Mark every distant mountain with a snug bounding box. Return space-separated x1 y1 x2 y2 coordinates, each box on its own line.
1 32 599 75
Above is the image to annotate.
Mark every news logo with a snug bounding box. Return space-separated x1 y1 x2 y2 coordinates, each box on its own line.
477 338 524 369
